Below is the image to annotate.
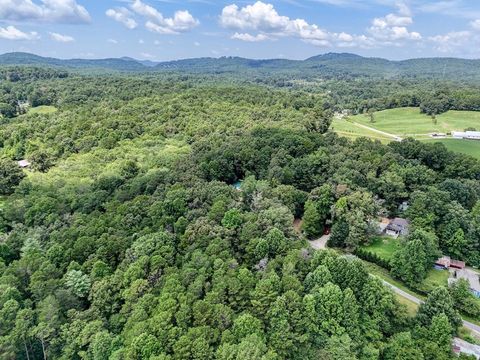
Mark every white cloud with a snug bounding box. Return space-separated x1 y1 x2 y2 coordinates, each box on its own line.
471 19 480 31
220 1 375 48
49 31 74 42
231 32 269 42
429 31 471 52
0 0 91 24
395 1 411 17
220 1 334 44
140 52 155 59
368 5 421 42
106 7 137 29
0 25 39 40
107 38 118 44
131 0 199 34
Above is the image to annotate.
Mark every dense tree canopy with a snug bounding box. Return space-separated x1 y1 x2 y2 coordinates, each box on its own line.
0 67 477 359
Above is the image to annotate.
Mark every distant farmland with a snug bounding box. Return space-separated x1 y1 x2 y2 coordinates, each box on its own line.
331 107 480 158
429 139 480 159
351 107 480 136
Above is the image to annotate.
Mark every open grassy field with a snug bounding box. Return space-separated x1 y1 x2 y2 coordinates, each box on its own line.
350 107 480 136
362 236 401 261
331 108 480 158
331 118 393 142
423 138 480 159
28 105 58 115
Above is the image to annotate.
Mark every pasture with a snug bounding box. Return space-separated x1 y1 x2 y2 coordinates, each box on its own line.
331 107 480 158
350 107 480 136
427 139 480 159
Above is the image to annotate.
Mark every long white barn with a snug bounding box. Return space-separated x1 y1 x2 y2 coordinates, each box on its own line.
452 131 480 140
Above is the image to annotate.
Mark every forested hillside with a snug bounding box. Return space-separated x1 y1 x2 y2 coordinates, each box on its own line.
3 52 480 82
0 68 479 360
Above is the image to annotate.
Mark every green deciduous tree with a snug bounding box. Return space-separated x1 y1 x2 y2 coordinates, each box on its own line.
417 287 462 333
0 158 25 195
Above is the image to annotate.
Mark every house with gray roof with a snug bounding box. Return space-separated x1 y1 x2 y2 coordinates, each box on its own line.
385 218 409 238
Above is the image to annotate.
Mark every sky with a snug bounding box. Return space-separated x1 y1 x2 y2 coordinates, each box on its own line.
1 0 480 61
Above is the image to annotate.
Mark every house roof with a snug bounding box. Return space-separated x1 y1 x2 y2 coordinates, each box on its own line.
453 131 480 137
17 159 31 168
390 217 409 227
387 218 409 231
435 256 451 267
451 260 466 269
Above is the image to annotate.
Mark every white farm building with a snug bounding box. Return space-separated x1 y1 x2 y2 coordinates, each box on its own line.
452 131 480 140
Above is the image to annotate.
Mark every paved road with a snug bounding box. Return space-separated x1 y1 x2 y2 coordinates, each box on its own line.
381 280 422 304
381 278 480 335
307 242 480 336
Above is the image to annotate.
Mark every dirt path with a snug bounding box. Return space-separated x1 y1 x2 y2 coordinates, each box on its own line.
350 121 403 141
309 234 330 250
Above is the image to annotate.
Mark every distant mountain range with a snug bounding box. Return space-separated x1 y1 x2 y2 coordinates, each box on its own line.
1 51 480 81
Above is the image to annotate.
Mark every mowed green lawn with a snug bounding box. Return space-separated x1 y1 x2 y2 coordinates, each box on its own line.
350 107 480 136
362 236 450 292
362 236 401 261
28 105 58 115
426 139 480 159
330 118 393 142
420 269 450 292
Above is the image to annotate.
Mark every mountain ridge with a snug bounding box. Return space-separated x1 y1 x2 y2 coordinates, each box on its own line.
1 51 480 81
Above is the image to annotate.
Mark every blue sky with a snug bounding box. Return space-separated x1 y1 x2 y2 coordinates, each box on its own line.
1 0 480 61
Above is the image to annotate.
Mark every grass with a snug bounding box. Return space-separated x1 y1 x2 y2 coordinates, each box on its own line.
330 118 393 142
350 107 480 136
364 260 480 330
423 138 480 159
362 260 426 300
28 105 58 115
331 108 480 159
419 269 450 292
438 110 480 131
463 313 480 327
459 327 480 344
395 294 419 317
362 236 401 261
362 236 449 292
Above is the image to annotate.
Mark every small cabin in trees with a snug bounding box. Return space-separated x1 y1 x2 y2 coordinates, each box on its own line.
385 218 409 238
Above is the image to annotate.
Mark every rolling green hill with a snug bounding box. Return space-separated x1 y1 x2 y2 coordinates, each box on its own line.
0 52 147 71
